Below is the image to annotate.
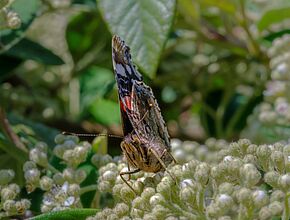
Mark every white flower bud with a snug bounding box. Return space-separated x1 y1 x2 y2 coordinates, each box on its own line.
246 144 257 155
219 182 234 195
1 188 17 200
236 188 252 206
258 206 272 220
74 169 87 184
120 185 135 203
112 184 123 198
130 207 144 218
103 170 117 182
271 151 285 173
206 203 223 218
252 190 269 208
39 176 54 191
216 194 234 210
218 216 232 220
53 173 65 185
29 148 48 167
98 180 111 193
63 139 76 149
239 163 261 187
0 169 15 185
68 184 80 197
256 145 271 165
55 134 66 144
141 187 156 201
63 168 74 182
179 186 196 204
8 183 20 194
229 142 241 156
24 168 40 183
114 202 129 217
132 181 144 195
238 139 251 154
23 161 36 172
6 11 21 29
35 142 48 153
3 199 16 213
270 190 285 202
149 193 165 207
195 162 210 185
264 171 280 188
269 201 283 216
278 173 290 191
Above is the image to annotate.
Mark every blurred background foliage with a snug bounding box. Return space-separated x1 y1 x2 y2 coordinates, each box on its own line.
0 0 290 173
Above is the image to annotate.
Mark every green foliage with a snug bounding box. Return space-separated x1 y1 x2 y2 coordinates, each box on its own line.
0 0 39 51
6 38 64 65
0 0 290 219
98 0 176 78
29 208 99 220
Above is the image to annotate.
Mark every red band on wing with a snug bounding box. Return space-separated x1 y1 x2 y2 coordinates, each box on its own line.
120 96 132 112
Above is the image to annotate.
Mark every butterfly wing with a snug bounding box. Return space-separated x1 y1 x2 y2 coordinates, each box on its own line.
112 35 171 150
129 80 171 149
112 35 142 136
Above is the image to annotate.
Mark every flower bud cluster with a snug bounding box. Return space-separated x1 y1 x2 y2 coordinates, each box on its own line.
0 1 21 30
53 134 91 168
257 35 290 128
41 181 81 213
171 138 228 164
91 138 288 219
0 169 31 217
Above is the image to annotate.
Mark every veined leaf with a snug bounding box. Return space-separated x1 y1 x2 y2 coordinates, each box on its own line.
98 0 176 78
257 6 290 31
29 208 99 220
6 38 64 65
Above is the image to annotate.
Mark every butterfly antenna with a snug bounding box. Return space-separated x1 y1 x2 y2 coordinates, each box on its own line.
62 131 123 139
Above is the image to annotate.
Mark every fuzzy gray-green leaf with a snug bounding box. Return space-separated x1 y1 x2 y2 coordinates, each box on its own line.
98 0 176 78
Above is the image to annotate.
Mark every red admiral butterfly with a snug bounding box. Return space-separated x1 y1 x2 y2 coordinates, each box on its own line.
112 35 176 193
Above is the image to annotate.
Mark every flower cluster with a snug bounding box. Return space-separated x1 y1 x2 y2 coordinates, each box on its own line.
0 169 31 218
24 134 90 212
0 0 21 30
258 35 290 126
89 138 289 220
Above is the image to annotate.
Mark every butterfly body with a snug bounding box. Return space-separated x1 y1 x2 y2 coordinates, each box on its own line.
112 35 175 192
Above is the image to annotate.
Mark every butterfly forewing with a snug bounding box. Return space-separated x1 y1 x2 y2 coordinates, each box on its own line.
112 35 175 188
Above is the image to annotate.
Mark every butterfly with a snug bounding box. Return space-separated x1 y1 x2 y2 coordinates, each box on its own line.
112 35 176 193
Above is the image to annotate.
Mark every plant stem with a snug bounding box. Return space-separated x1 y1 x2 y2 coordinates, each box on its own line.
197 187 205 213
47 164 60 174
283 192 290 220
0 107 28 153
80 184 98 195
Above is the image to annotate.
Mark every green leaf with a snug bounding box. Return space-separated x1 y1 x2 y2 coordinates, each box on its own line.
89 98 120 126
92 135 107 154
257 6 290 31
66 10 111 66
0 55 22 80
6 38 64 65
0 0 40 53
198 0 235 14
72 0 96 7
98 0 176 78
29 208 98 220
80 66 114 112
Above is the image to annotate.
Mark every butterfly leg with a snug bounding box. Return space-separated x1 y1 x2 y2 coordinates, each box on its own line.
120 168 140 195
148 148 177 184
161 149 177 164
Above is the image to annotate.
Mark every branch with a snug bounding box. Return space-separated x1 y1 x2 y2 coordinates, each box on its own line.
0 107 28 153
